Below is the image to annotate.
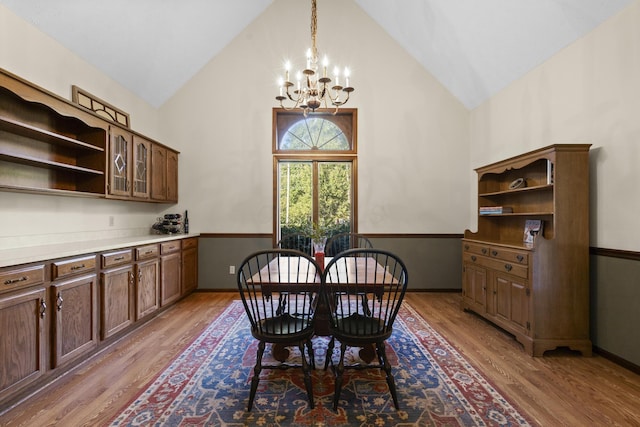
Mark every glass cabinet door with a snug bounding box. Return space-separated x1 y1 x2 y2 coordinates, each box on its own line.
109 127 132 197
132 136 151 199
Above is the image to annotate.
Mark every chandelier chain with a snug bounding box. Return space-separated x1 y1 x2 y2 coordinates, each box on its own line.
310 0 318 60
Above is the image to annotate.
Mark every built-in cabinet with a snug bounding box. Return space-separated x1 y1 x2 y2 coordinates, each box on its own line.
151 145 179 203
0 268 47 404
181 238 198 294
160 241 182 306
462 144 592 357
0 236 198 409
1 68 179 203
135 244 161 319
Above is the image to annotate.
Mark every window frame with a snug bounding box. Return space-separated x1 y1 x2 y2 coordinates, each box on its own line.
272 108 358 245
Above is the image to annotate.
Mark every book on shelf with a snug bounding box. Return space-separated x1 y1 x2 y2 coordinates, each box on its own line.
547 159 554 184
523 219 544 243
479 206 513 215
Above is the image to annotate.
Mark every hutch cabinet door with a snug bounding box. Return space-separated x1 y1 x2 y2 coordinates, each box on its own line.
493 274 530 335
51 274 99 368
0 287 47 402
150 144 167 201
462 263 487 312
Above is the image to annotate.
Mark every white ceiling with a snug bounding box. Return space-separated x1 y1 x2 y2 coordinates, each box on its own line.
1 0 633 109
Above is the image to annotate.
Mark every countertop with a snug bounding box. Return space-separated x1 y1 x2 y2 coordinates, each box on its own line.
0 233 199 268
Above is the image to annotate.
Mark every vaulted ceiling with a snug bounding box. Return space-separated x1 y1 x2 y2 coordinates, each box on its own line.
1 0 633 109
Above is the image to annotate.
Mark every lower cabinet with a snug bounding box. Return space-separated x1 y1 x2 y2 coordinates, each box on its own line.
181 238 198 294
50 273 99 368
101 265 135 339
0 236 197 408
160 241 182 306
136 258 160 320
0 286 47 403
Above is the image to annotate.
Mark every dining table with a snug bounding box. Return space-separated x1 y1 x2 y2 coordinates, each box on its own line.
251 254 396 363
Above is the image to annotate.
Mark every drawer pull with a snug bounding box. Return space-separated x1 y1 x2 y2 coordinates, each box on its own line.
517 255 524 262
144 250 153 255
40 299 47 318
471 255 477 262
114 256 125 261
4 276 28 285
491 250 498 256
71 264 86 270
504 264 513 272
464 244 469 250
481 248 487 255
56 293 64 311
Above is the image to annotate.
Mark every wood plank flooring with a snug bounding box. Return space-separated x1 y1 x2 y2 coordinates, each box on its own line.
1 292 639 426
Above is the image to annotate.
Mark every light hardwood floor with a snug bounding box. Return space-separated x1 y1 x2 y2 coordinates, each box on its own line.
1 292 639 426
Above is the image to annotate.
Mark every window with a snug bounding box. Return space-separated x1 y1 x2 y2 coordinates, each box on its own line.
273 109 357 243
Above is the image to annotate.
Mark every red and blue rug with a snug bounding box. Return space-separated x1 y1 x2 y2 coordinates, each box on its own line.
110 301 531 426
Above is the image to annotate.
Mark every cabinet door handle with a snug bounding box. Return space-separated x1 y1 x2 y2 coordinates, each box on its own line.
40 299 47 318
491 250 498 256
4 276 27 285
504 264 513 272
471 255 477 262
129 271 134 285
517 255 524 262
56 293 64 311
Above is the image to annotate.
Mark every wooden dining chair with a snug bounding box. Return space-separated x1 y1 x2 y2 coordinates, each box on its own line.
322 248 408 410
324 232 373 256
278 233 313 255
236 249 321 411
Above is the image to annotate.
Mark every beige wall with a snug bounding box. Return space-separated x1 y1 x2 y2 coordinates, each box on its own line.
158 0 470 235
469 1 640 252
0 4 170 249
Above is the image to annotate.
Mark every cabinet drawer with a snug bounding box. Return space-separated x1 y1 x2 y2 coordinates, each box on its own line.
161 240 181 254
1 264 46 292
52 255 96 280
102 249 133 268
462 241 491 257
488 247 528 265
136 244 159 260
182 237 198 250
463 252 528 279
485 257 528 279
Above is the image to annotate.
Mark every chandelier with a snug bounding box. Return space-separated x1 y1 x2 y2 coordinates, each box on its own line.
276 0 354 115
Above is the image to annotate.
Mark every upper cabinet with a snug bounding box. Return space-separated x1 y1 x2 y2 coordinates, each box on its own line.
0 68 179 203
151 144 178 203
107 129 152 200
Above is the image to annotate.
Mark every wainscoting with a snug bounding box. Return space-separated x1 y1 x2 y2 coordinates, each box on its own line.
197 233 463 291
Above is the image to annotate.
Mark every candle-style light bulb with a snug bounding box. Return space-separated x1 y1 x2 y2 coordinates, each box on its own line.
344 68 350 87
322 56 329 77
333 66 340 86
278 77 284 96
296 71 302 91
284 61 291 82
306 48 312 69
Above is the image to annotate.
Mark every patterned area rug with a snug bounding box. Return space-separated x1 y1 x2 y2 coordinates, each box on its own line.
110 301 531 426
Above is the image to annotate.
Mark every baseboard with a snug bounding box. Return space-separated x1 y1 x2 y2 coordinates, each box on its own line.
593 346 640 375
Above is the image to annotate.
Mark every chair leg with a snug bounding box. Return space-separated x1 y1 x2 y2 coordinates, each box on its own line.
333 341 347 410
248 340 266 411
324 336 335 370
299 342 315 409
376 341 399 410
305 338 316 370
